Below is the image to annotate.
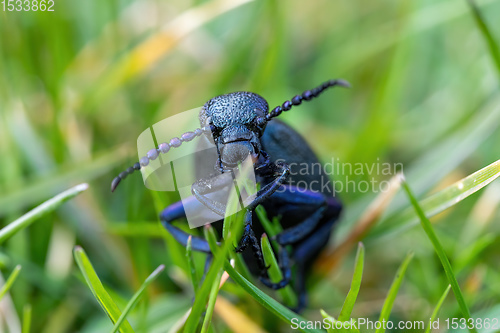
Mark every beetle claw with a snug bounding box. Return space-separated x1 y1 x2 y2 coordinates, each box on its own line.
259 276 291 290
235 241 248 253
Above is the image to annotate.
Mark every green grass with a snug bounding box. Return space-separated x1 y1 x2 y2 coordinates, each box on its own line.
224 262 323 333
22 304 32 333
199 225 224 333
0 184 88 244
402 180 476 333
466 0 500 77
73 246 134 333
425 285 451 333
1 0 500 332
261 233 298 308
376 252 414 333
338 243 364 322
110 264 165 333
185 236 200 293
320 248 412 333
0 265 22 301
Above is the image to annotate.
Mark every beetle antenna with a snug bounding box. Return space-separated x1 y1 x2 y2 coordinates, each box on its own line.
265 79 350 121
111 128 206 192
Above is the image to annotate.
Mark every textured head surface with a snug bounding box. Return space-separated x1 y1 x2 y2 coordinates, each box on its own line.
199 91 269 167
199 92 268 130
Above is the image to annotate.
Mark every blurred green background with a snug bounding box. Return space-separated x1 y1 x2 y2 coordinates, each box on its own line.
1 0 500 332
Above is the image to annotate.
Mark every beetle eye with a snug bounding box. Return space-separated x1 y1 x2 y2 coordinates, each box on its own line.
205 117 212 127
209 124 217 134
204 117 220 136
254 116 267 129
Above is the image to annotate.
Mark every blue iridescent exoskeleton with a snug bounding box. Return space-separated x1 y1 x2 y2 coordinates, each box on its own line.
111 79 350 311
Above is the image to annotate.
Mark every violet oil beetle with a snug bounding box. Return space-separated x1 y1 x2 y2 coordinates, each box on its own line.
111 79 350 311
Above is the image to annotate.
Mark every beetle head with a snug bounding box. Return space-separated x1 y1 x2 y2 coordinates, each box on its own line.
199 92 269 168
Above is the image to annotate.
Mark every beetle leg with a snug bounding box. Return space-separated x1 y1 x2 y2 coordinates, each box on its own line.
234 218 252 252
160 198 215 253
291 199 340 311
235 210 268 272
255 150 271 171
267 187 341 245
293 263 308 313
275 206 327 245
293 226 335 313
245 161 290 210
235 211 257 253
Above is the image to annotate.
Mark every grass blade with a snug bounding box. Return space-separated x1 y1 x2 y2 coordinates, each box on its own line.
349 96 500 243
402 180 477 333
255 205 283 249
0 148 123 216
0 183 88 244
73 246 134 333
184 172 252 332
223 262 323 333
425 285 451 333
321 310 360 333
186 236 200 293
199 224 223 333
22 304 32 333
338 243 365 321
183 249 221 332
184 212 245 332
372 158 500 241
408 158 500 228
376 252 413 333
261 233 298 308
204 224 220 253
200 268 223 333
110 265 165 333
466 0 500 77
0 265 22 301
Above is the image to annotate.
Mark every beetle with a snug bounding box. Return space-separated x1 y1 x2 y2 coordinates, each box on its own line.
111 79 349 311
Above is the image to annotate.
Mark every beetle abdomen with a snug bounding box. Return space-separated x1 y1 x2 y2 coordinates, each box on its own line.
260 119 335 196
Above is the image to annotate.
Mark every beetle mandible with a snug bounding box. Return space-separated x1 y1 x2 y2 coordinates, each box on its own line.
111 79 350 311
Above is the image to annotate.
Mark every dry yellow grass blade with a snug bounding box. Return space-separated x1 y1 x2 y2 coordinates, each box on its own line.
315 173 403 274
167 308 191 333
214 297 268 333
